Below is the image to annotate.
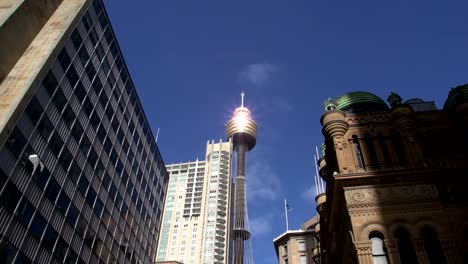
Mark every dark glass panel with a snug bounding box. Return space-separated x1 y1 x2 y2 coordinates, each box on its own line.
56 191 71 215
85 187 96 207
87 148 98 168
70 28 83 49
49 132 63 157
95 43 105 61
25 96 43 125
74 81 86 103
88 29 98 46
80 135 91 156
89 111 100 129
82 97 93 116
37 116 53 140
17 198 35 226
96 124 106 142
92 77 103 94
68 161 81 184
30 212 47 239
42 224 58 251
58 48 71 71
85 61 96 81
52 88 67 112
0 168 7 191
44 177 61 203
71 121 83 142
58 147 73 171
66 65 79 86
33 167 50 190
82 12 92 31
4 127 27 158
78 175 89 195
78 45 90 65
62 104 76 128
65 204 79 227
42 70 59 95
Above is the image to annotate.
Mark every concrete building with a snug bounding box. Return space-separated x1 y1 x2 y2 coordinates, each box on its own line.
273 216 318 264
156 140 233 264
313 85 468 263
0 1 168 263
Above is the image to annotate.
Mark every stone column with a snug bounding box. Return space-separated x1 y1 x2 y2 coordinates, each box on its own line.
413 239 429 264
354 241 373 264
440 239 462 264
384 239 401 264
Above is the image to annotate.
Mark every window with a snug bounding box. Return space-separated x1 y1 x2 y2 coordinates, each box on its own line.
300 255 307 264
58 48 71 71
78 46 89 65
52 89 67 112
369 232 388 264
25 96 43 125
42 70 58 95
0 181 22 213
70 29 83 49
352 135 365 169
67 65 80 87
421 226 446 264
5 127 27 158
299 241 306 251
395 228 418 264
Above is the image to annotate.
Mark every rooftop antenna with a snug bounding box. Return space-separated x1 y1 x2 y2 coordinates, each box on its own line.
241 91 245 107
155 128 160 143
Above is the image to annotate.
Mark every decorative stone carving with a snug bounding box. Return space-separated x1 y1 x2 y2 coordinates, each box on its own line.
344 184 439 205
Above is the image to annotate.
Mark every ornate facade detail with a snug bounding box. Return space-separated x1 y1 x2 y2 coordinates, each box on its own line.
344 184 439 205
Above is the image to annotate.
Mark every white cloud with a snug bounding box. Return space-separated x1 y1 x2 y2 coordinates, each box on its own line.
247 160 281 201
240 63 277 86
301 185 316 202
249 216 272 236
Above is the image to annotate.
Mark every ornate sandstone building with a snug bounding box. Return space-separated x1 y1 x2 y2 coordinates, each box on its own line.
312 85 468 264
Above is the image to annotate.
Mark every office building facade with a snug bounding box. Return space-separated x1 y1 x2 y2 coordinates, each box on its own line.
157 140 233 264
0 0 168 263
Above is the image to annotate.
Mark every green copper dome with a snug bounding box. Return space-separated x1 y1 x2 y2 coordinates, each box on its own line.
335 91 389 113
443 84 468 110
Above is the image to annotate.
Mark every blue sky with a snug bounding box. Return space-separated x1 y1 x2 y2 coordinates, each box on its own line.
105 0 468 263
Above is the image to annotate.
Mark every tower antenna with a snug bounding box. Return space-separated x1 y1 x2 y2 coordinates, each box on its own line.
241 91 245 108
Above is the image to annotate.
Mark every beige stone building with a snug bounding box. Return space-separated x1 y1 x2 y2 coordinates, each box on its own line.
156 140 233 264
273 216 318 264
313 86 468 263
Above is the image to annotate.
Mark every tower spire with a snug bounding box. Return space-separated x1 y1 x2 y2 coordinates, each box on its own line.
241 91 245 108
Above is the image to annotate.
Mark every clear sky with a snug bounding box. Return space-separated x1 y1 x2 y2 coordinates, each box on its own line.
104 0 468 263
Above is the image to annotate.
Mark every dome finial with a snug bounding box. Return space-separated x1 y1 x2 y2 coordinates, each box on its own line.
241 91 245 108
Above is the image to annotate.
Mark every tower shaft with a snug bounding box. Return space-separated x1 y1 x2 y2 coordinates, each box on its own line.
233 143 251 264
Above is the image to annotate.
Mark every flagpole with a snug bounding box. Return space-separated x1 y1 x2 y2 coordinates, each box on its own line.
284 198 289 231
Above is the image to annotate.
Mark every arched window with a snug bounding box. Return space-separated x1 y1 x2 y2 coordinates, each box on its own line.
391 134 406 165
378 133 391 166
369 231 388 264
365 134 379 168
352 135 365 169
421 226 446 264
395 228 418 264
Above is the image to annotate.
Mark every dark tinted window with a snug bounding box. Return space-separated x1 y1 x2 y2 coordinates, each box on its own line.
33 167 50 190
62 104 76 127
37 116 53 140
96 43 105 61
52 89 67 112
25 96 43 125
66 65 79 87
78 46 90 65
0 181 22 212
89 29 98 46
4 127 27 158
74 81 86 102
82 97 93 116
85 61 96 81
42 224 58 251
58 48 71 71
42 70 58 95
71 29 83 49
30 212 47 239
49 132 63 156
44 177 61 202
82 12 92 31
